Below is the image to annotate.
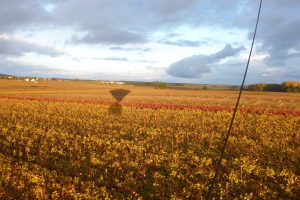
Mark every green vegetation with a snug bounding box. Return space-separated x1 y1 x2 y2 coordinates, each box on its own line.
246 81 300 93
246 83 283 92
153 81 167 89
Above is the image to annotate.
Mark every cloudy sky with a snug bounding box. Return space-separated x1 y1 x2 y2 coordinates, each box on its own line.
0 0 299 84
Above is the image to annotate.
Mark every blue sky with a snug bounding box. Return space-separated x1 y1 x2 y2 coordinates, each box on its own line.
0 0 299 84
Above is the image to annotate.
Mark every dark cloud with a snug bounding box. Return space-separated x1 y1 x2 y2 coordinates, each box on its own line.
254 1 300 67
214 44 245 60
0 0 52 32
46 0 209 45
167 44 244 78
2 0 300 54
167 55 212 78
52 0 149 44
72 29 146 44
142 0 200 26
0 36 63 57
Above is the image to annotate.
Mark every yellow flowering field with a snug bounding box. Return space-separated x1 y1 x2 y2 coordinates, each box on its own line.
0 80 299 199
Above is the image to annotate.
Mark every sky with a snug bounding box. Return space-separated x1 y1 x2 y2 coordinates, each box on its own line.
0 0 299 84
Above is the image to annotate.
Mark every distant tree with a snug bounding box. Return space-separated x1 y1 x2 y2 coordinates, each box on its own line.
246 83 265 91
282 81 300 93
246 83 283 92
154 81 167 89
264 84 283 92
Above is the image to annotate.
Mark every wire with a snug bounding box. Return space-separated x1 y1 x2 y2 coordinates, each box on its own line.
206 0 263 199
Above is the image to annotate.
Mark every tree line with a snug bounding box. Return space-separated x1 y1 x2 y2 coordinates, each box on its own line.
246 81 300 93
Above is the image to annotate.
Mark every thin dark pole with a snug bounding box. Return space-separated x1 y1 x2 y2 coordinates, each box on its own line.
206 0 263 199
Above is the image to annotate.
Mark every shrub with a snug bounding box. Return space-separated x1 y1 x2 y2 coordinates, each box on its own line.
282 81 300 93
246 83 283 92
154 81 167 89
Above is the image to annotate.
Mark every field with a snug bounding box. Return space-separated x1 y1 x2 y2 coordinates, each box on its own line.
0 79 299 199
